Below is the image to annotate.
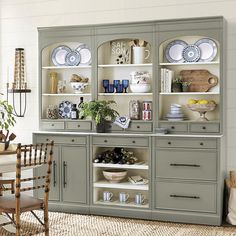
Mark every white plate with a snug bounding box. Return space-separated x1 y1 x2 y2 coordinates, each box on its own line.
65 51 81 66
76 44 92 65
182 44 201 62
195 38 217 62
58 101 72 119
165 40 188 63
51 45 72 66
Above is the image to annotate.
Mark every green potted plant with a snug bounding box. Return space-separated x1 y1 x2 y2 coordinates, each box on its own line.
80 100 119 133
182 81 192 92
172 76 183 92
0 99 16 150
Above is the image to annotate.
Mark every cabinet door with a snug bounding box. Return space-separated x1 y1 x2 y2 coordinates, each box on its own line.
61 146 87 204
35 145 60 201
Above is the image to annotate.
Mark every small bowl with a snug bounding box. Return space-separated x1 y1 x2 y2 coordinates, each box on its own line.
103 169 127 183
130 84 151 93
70 82 88 94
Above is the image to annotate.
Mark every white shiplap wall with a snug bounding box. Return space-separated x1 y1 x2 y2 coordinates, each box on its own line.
0 0 235 170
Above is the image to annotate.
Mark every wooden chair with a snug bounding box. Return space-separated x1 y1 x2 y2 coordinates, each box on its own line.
0 141 54 236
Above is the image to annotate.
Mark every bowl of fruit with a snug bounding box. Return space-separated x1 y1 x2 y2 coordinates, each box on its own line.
187 99 216 121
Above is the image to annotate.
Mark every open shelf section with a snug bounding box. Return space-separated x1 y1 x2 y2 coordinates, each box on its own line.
159 61 220 66
42 93 91 96
93 162 148 170
42 65 92 69
94 181 149 190
159 92 220 95
98 93 152 96
98 63 152 68
95 199 149 208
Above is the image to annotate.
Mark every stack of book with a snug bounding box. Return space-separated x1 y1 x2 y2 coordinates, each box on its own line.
160 68 174 93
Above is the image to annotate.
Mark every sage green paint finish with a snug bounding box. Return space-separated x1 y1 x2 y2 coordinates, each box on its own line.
65 121 92 131
189 123 220 133
159 122 188 133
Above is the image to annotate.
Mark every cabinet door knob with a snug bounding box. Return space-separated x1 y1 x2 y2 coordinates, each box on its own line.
200 142 204 146
132 140 136 144
171 126 175 129
168 141 171 145
104 140 108 143
71 139 75 142
202 126 206 130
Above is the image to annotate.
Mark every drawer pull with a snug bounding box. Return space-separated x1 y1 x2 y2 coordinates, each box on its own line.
132 140 136 144
170 163 200 168
170 194 200 199
202 126 206 130
46 138 49 141
200 142 204 146
171 126 175 129
104 140 108 143
51 124 54 127
168 142 171 145
77 125 81 128
137 126 140 129
71 139 75 142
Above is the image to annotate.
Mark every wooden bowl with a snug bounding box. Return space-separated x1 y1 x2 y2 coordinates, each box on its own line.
103 169 127 183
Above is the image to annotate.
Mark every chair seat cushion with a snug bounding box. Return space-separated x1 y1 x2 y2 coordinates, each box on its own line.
0 194 44 213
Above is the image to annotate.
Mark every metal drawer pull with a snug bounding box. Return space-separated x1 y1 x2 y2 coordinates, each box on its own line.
200 142 204 146
51 124 54 126
63 161 67 188
137 126 140 128
53 161 56 187
171 126 175 129
132 140 136 144
170 194 200 199
77 125 80 128
46 138 49 141
168 141 171 145
170 163 200 167
71 139 75 142
104 140 108 143
202 126 206 130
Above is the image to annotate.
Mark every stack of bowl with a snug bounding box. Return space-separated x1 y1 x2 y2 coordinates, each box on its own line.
166 104 185 121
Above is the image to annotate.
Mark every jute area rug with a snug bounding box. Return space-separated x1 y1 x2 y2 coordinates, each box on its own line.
1 211 236 236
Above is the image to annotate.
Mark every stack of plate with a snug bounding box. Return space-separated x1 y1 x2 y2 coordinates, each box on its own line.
166 104 185 121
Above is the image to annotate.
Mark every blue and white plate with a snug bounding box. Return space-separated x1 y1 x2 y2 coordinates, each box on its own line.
75 44 92 65
194 38 217 62
165 40 188 63
65 51 81 66
51 45 72 66
182 44 201 62
58 101 72 119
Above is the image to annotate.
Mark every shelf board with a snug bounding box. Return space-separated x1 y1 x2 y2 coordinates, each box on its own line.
42 65 91 69
42 93 91 96
98 93 152 96
94 181 149 190
159 92 220 95
93 162 148 170
98 63 152 68
159 119 220 123
159 61 219 66
95 199 149 208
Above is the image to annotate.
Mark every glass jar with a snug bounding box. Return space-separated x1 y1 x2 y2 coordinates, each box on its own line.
129 100 140 120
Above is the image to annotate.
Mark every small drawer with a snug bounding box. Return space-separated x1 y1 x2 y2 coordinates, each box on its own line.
65 121 92 131
189 123 220 133
127 122 153 132
92 136 149 147
155 181 216 213
159 122 188 133
156 137 217 149
41 121 64 130
35 135 86 145
156 149 217 180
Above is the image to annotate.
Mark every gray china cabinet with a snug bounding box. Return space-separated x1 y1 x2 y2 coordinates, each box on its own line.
34 16 226 225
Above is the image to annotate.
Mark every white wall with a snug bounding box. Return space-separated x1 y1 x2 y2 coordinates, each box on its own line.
0 0 235 170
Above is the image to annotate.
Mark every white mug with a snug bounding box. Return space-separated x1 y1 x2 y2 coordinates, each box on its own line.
132 47 150 64
119 192 129 203
135 193 145 205
103 191 113 202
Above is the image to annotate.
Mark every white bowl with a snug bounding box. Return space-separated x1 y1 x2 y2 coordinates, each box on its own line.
103 169 127 183
130 84 151 93
70 82 88 94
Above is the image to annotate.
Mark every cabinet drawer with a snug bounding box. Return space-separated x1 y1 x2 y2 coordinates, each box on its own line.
159 122 188 133
156 137 217 149
92 136 149 147
156 149 217 180
35 135 86 145
189 123 220 133
65 121 92 131
155 181 216 213
127 122 153 132
41 121 64 130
